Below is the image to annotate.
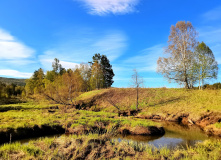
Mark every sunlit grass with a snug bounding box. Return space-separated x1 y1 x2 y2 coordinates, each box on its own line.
215 123 221 129
1 134 220 160
1 88 221 132
76 89 106 100
1 88 221 159
76 88 221 117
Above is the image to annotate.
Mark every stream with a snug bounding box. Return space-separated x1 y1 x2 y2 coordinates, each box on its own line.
115 122 218 149
3 122 219 149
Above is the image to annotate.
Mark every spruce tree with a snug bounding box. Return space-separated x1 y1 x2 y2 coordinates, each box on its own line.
90 53 115 88
101 55 114 88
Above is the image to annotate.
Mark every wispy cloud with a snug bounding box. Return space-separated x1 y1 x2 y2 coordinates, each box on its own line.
202 6 221 21
199 27 221 64
39 30 127 70
76 0 140 15
199 27 221 44
91 33 127 61
111 44 165 87
0 28 35 59
123 44 164 72
0 28 37 78
0 69 32 78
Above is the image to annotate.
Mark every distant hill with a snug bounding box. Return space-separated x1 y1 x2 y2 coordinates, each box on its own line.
0 77 26 86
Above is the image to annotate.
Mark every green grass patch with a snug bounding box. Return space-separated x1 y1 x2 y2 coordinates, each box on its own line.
1 135 220 160
214 122 221 129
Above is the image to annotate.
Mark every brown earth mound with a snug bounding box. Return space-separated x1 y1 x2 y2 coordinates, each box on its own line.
0 125 65 144
137 112 221 137
118 126 165 136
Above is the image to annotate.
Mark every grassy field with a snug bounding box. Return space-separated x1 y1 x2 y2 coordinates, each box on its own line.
0 88 221 159
0 99 163 145
0 102 159 131
76 88 221 132
76 88 221 115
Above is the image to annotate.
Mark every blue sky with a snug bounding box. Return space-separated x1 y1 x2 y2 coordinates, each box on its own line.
0 0 221 88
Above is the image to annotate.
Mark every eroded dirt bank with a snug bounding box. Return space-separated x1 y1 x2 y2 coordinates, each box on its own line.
136 111 221 137
75 88 221 137
0 125 65 144
67 124 165 136
0 117 165 145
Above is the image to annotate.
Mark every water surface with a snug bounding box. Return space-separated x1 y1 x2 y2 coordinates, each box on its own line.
115 122 218 149
3 122 219 149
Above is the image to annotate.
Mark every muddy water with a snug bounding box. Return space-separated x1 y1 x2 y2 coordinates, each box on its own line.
115 122 218 149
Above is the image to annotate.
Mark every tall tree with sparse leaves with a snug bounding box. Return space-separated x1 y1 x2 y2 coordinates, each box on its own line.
157 21 198 89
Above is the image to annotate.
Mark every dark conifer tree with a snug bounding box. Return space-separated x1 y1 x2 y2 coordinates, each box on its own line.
101 55 114 88
90 53 115 88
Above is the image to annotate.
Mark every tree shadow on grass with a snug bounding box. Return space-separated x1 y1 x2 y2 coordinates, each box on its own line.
146 96 186 107
0 105 59 112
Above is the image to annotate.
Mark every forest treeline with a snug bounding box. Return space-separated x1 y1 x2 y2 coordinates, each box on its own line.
0 77 26 86
24 53 114 105
0 82 25 98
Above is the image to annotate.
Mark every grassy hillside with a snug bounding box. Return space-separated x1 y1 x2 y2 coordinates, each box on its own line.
77 88 221 115
76 88 221 136
0 77 26 86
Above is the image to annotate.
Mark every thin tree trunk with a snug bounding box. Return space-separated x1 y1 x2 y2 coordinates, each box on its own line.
136 72 139 110
201 79 204 90
136 85 138 111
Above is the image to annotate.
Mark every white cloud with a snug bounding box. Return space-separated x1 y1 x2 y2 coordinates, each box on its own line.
77 0 140 15
39 31 127 70
0 28 35 59
40 58 80 70
0 69 32 78
202 6 221 21
60 60 79 69
0 29 13 41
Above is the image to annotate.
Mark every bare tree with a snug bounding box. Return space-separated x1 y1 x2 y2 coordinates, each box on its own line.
157 21 198 89
131 69 143 111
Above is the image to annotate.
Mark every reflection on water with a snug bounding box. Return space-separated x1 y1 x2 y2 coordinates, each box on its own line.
12 134 62 145
114 122 218 149
3 122 220 149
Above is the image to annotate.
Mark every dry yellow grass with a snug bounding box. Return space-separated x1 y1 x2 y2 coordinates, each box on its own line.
77 88 221 118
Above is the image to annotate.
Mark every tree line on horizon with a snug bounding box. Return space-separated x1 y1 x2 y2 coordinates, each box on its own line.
0 21 220 101
0 82 24 99
157 21 218 89
24 53 114 105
